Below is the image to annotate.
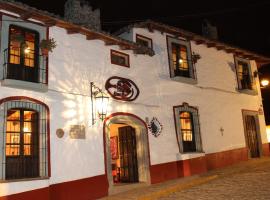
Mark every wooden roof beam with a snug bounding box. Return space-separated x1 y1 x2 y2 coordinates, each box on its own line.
216 45 225 50
44 19 57 27
86 34 100 40
206 42 216 48
194 39 205 45
19 12 33 20
66 27 81 34
105 39 119 46
225 48 235 53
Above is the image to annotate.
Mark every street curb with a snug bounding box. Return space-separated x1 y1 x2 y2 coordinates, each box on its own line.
138 175 218 200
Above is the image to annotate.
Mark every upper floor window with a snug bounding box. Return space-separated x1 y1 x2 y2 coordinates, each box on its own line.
111 50 130 68
136 34 153 49
173 103 203 153
234 57 253 90
167 36 195 80
6 25 40 83
0 97 50 180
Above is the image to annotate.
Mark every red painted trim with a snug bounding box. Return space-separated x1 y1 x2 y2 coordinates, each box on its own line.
110 49 130 68
150 147 248 184
0 187 50 200
0 175 108 200
136 34 153 49
262 143 270 156
0 96 51 177
103 112 151 182
50 174 108 200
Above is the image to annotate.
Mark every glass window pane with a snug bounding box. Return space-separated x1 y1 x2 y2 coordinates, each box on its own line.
24 145 31 155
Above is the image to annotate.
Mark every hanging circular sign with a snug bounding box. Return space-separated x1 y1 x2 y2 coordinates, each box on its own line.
105 76 140 101
148 117 163 137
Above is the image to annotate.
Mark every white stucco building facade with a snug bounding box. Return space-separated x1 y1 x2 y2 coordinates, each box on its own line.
0 1 270 200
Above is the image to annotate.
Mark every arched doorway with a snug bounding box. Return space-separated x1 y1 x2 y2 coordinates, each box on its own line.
103 113 151 193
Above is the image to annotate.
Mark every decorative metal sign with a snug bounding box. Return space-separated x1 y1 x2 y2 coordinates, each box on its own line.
105 76 140 101
69 125 86 139
148 117 163 137
56 128 65 138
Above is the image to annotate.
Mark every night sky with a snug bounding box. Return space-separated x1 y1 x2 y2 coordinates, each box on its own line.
14 0 270 123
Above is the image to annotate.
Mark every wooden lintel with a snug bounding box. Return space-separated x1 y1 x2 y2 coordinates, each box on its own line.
66 28 80 34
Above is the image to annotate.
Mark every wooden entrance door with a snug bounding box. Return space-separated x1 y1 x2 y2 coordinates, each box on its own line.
118 126 138 183
244 115 260 158
5 109 39 179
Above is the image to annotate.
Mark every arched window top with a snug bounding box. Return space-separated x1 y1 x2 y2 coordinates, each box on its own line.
0 96 50 180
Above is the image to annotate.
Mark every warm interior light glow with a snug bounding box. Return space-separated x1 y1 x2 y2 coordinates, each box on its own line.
23 127 29 132
266 126 270 142
24 47 30 54
261 79 269 87
179 58 183 64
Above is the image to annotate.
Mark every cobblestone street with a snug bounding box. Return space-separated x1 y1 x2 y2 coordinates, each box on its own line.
159 158 270 200
101 157 270 200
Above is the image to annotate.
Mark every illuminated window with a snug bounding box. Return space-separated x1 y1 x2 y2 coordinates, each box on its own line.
0 99 49 180
235 57 253 90
167 36 195 79
7 25 39 83
111 50 130 68
174 103 203 153
136 34 153 49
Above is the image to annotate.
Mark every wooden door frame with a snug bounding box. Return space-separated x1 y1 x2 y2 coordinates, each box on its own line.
242 110 263 158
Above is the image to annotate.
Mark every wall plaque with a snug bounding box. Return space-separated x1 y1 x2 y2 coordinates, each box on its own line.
56 128 65 138
105 76 140 101
69 125 86 139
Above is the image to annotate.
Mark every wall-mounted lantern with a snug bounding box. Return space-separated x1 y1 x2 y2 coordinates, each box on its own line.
91 82 109 125
192 52 201 64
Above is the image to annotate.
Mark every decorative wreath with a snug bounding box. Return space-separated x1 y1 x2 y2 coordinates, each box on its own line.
148 117 163 137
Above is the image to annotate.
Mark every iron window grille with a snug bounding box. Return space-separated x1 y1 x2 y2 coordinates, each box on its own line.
2 25 47 84
173 103 203 153
0 99 49 180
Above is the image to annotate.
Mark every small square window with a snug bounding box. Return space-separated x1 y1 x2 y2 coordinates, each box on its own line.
111 50 130 68
136 34 153 49
234 56 253 90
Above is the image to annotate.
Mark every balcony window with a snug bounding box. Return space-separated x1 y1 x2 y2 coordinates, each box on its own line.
3 25 46 84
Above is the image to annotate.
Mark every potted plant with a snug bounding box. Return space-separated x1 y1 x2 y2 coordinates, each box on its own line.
39 38 57 56
10 34 25 49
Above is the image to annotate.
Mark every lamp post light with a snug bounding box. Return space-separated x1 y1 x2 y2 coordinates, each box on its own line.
90 82 109 125
261 79 269 88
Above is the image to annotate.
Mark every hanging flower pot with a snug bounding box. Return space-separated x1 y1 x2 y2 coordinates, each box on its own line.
39 38 57 57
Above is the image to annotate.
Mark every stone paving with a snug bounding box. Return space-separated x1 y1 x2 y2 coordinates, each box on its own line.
101 157 270 200
159 158 270 200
